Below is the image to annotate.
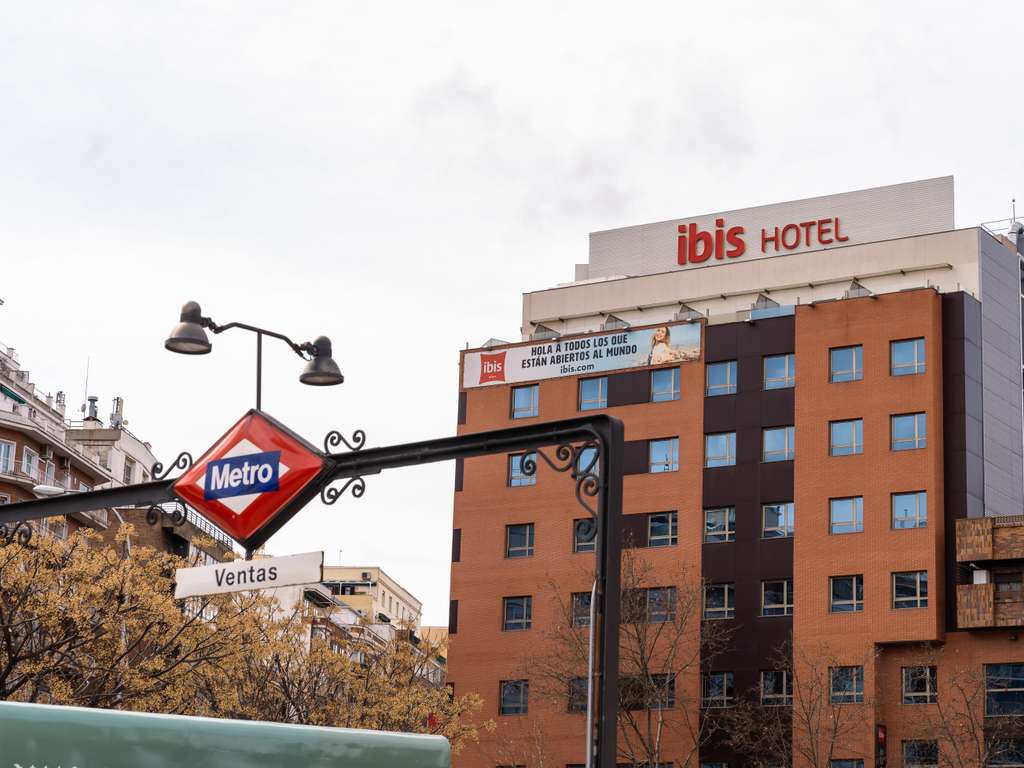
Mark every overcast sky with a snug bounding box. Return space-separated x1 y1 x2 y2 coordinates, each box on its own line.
1 2 1021 624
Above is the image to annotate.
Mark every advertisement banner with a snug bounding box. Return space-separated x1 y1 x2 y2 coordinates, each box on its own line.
462 323 701 388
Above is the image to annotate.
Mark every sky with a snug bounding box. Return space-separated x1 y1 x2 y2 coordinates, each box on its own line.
1 1 1021 624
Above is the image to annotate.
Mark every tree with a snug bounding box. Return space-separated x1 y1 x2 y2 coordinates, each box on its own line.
529 548 732 768
723 640 874 768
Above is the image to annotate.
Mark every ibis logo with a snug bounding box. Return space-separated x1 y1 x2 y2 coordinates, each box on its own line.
204 450 281 500
478 351 507 384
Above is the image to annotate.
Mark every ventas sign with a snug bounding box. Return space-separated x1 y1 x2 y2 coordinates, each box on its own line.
463 322 702 389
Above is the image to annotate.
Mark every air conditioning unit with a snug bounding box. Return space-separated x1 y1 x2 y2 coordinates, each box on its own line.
39 446 53 460
361 571 371 580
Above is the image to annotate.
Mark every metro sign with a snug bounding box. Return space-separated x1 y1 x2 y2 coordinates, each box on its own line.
173 410 325 550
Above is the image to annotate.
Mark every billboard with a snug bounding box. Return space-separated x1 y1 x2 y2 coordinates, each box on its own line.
462 323 701 389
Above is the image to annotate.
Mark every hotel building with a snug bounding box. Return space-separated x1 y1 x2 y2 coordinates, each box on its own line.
449 177 1024 767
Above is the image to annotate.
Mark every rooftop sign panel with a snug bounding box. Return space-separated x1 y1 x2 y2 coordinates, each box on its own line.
583 176 954 281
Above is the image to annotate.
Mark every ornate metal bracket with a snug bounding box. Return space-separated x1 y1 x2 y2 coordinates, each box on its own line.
320 476 366 505
519 438 601 542
151 452 194 481
0 520 32 547
323 428 366 454
145 502 188 528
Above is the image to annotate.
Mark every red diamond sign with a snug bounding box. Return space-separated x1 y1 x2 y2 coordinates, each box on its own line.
173 410 325 550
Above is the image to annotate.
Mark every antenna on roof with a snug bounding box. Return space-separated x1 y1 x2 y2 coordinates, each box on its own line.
80 357 90 415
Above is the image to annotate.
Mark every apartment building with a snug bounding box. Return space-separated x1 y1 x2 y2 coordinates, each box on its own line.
449 177 1024 767
322 565 424 627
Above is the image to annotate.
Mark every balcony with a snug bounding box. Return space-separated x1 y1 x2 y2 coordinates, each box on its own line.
957 583 1024 628
956 516 1024 563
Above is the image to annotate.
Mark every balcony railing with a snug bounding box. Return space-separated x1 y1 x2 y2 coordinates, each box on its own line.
956 516 1024 563
958 583 1024 628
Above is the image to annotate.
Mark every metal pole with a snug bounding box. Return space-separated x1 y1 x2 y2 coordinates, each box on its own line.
256 331 263 411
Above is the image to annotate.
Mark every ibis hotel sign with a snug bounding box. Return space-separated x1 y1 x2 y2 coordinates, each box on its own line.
584 176 955 280
463 322 701 389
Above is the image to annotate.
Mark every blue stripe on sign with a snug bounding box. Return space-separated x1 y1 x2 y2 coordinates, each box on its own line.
204 450 281 500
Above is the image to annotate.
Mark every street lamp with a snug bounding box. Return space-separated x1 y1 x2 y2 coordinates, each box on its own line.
164 301 343 409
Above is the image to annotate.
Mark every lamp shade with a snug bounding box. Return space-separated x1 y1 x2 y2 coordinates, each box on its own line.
299 336 344 386
165 301 211 355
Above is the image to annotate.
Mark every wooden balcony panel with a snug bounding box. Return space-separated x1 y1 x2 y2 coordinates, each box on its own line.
957 583 995 628
957 518 994 561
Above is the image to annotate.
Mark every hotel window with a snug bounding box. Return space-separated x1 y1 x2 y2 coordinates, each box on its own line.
578 377 607 411
985 664 1024 716
648 511 678 547
830 575 864 613
763 353 795 389
704 432 736 468
0 440 13 473
829 419 863 456
576 446 599 477
649 438 679 473
511 384 539 419
762 502 794 538
893 571 928 609
760 669 792 706
830 497 863 534
508 453 536 486
830 762 864 768
573 518 595 553
891 338 926 376
761 579 794 616
903 740 939 768
123 458 135 485
893 491 927 529
892 413 927 451
505 523 534 558
621 673 675 710
704 507 736 543
706 360 737 396
994 568 1024 603
571 591 591 627
21 447 39 480
651 367 681 402
646 587 677 623
38 515 68 541
902 666 937 704
704 583 735 620
43 461 55 486
703 672 734 708
762 426 795 462
568 677 588 713
499 680 529 715
830 345 863 383
502 596 532 631
830 666 864 703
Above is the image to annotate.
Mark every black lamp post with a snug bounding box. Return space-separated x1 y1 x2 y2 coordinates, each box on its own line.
165 301 343 409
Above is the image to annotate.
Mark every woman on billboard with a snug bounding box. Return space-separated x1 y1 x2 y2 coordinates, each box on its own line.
647 326 694 365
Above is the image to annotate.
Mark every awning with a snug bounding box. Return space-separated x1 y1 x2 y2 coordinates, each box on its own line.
0 384 26 405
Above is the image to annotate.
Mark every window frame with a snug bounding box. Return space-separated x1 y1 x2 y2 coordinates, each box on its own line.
502 595 533 631
762 425 795 462
578 376 608 411
510 384 539 419
648 438 679 473
704 506 736 543
892 412 927 451
703 671 735 708
650 367 681 403
760 669 793 706
573 518 596 553
829 666 865 703
902 740 939 768
763 353 795 390
21 446 39 480
571 591 592 627
762 502 794 538
891 337 926 377
830 575 864 613
704 432 736 468
761 579 794 617
505 523 535 558
829 345 863 383
902 665 938 704
892 491 928 529
985 663 1024 716
893 570 929 609
508 452 537 487
0 439 15 474
829 419 864 456
829 496 864 535
568 676 588 713
706 360 738 396
647 511 678 548
703 583 735 620
499 679 529 715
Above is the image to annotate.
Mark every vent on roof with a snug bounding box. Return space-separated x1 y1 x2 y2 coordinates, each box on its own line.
673 305 703 322
530 324 560 341
601 314 629 331
753 294 779 310
845 280 872 299
481 338 510 349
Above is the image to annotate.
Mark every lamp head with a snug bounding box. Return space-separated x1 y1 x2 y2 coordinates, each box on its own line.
165 301 212 355
300 336 344 386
